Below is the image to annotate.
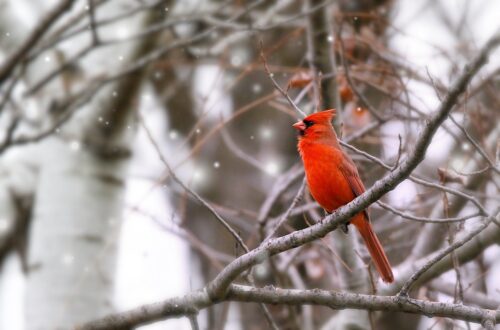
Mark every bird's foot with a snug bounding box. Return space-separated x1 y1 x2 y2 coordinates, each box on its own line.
340 222 349 234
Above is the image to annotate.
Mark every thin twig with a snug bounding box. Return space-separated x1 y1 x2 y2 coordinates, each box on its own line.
139 114 250 254
336 24 385 121
86 0 100 45
448 114 499 174
260 44 307 117
398 210 499 296
263 178 306 242
0 0 75 86
377 201 481 223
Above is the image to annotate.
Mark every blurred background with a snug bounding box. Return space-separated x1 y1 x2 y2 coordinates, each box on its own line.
0 0 499 329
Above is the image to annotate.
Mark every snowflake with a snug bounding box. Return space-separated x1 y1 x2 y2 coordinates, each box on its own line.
61 253 74 266
0 218 9 232
265 161 279 176
169 130 179 140
260 126 272 139
252 84 262 94
231 55 242 67
69 140 81 151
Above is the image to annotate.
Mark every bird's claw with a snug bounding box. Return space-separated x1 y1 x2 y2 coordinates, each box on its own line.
396 291 408 300
395 292 430 316
340 223 349 234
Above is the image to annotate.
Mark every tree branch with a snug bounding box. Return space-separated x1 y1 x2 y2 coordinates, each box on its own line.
79 284 500 329
0 0 75 86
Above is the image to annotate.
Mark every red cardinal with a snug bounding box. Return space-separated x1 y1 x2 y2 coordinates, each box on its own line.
293 109 394 283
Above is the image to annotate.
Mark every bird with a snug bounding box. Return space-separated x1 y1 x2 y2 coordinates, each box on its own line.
293 109 394 283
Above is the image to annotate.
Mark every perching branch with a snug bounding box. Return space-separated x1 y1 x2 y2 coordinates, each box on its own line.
79 284 500 329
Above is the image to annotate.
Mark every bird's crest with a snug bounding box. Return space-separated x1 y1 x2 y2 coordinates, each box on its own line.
303 109 336 123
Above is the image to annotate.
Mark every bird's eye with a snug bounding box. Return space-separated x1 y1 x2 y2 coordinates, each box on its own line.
303 120 314 128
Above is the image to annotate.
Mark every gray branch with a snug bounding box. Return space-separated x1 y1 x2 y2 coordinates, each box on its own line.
0 0 75 86
79 284 500 329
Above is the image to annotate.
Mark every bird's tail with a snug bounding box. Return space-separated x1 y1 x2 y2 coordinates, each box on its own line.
352 215 394 283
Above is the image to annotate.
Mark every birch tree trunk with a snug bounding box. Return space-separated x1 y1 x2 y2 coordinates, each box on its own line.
24 3 164 328
25 136 129 329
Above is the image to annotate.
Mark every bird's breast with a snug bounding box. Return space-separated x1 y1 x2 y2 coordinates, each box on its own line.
300 143 356 212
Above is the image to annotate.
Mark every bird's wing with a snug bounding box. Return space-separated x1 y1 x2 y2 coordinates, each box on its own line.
338 153 370 220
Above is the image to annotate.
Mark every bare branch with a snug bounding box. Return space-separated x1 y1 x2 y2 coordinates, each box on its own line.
260 45 307 117
398 210 498 296
139 115 250 253
263 178 306 242
79 284 500 329
376 201 481 224
0 0 75 86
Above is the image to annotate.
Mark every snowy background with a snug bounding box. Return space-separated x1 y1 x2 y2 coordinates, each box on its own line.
0 0 499 329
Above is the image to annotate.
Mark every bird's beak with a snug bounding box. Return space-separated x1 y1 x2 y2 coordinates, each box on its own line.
292 120 306 131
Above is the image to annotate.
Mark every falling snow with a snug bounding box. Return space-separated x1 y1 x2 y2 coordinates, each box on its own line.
108 217 117 227
254 264 269 279
450 156 465 170
265 161 279 176
193 168 204 183
116 27 129 39
0 2 497 328
0 219 9 232
260 126 272 139
61 253 74 266
231 55 242 67
169 130 179 140
69 140 81 152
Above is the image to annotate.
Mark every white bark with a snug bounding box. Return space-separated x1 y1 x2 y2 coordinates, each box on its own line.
0 145 39 329
25 136 128 329
23 1 159 327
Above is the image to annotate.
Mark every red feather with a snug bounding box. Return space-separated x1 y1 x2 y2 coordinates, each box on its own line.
295 109 394 283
